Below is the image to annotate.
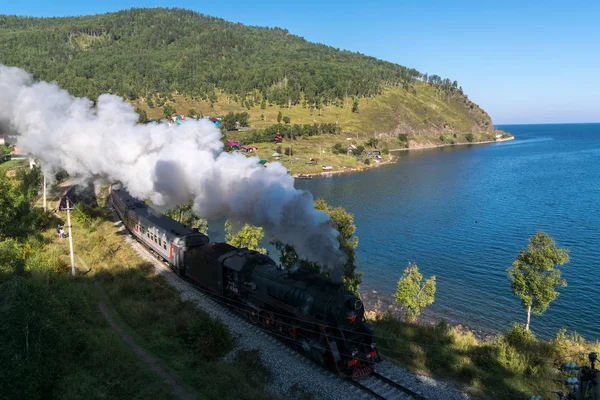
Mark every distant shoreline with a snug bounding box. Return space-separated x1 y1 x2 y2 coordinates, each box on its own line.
388 135 515 152
292 135 515 178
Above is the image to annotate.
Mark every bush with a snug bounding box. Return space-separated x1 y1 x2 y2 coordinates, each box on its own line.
186 317 232 361
439 135 445 142
382 147 390 155
352 145 365 156
0 238 24 279
505 323 537 348
465 133 475 142
397 134 408 142
364 158 371 165
366 137 379 148
332 143 345 155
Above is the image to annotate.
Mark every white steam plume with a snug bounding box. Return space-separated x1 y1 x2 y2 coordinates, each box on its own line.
0 65 345 282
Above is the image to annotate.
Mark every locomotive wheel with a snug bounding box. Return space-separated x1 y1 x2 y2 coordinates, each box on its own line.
262 311 275 328
248 308 260 324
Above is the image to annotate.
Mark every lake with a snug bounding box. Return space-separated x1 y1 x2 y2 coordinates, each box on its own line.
295 123 600 339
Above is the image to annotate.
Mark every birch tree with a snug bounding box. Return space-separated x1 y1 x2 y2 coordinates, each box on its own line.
394 263 436 322
507 230 569 331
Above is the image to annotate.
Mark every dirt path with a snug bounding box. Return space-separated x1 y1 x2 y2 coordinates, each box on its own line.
52 228 196 400
96 300 197 400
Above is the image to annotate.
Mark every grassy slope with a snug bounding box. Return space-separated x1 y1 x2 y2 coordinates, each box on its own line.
137 82 491 136
134 83 505 175
40 190 274 400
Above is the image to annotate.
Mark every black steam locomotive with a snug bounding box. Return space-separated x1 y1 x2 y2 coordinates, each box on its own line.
109 185 379 377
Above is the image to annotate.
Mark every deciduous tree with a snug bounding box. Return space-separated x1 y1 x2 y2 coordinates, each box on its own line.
272 199 361 295
225 220 266 254
507 231 569 330
164 202 208 234
163 104 176 118
394 263 436 322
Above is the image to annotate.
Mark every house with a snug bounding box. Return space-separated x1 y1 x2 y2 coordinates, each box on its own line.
347 144 357 154
209 117 221 126
241 145 258 153
226 140 241 151
273 131 283 144
258 160 269 167
364 150 382 160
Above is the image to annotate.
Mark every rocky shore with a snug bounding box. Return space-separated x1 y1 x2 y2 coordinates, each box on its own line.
360 290 497 342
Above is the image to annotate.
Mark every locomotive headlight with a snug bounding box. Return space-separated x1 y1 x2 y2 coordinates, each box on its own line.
352 350 358 357
371 343 376 349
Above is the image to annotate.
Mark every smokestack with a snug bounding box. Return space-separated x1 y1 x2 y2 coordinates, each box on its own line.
0 65 346 281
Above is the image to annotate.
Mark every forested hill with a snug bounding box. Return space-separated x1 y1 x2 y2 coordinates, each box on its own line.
0 8 494 135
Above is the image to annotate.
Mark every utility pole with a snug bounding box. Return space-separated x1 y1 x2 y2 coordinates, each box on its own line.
65 197 76 276
43 175 47 212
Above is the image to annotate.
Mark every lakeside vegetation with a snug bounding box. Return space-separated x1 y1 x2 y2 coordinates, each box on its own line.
372 230 598 400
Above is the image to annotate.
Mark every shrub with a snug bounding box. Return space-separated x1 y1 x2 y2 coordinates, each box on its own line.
352 145 365 156
364 158 371 165
332 143 345 155
439 135 445 142
397 134 408 142
186 317 232 361
465 133 475 142
505 323 537 348
366 137 379 148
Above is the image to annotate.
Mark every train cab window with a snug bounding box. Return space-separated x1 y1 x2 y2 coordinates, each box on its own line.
158 238 161 246
163 243 167 250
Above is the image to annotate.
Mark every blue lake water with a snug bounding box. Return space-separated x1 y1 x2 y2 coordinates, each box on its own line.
295 123 600 339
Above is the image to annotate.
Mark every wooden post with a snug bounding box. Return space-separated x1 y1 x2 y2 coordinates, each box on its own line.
43 175 47 212
66 198 76 276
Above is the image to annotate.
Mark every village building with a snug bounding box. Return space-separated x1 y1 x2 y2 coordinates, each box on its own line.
0 134 5 146
226 140 241 150
240 145 258 153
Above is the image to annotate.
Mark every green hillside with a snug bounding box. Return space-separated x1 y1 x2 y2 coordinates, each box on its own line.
0 8 494 134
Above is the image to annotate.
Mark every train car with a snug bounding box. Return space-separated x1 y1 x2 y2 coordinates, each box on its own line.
109 185 209 276
108 185 379 377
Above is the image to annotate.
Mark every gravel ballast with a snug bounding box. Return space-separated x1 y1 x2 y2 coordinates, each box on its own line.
112 214 472 400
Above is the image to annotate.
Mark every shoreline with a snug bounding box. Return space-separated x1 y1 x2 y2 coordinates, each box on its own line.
292 136 514 178
360 290 498 342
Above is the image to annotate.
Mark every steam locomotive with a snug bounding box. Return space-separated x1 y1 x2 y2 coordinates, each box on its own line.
109 185 379 377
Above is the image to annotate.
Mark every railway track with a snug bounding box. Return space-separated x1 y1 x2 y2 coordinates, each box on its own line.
111 207 431 400
350 372 428 400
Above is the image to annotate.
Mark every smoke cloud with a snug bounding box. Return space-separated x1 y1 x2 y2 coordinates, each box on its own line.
0 65 345 282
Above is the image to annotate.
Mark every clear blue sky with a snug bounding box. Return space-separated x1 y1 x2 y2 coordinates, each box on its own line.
2 0 599 124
